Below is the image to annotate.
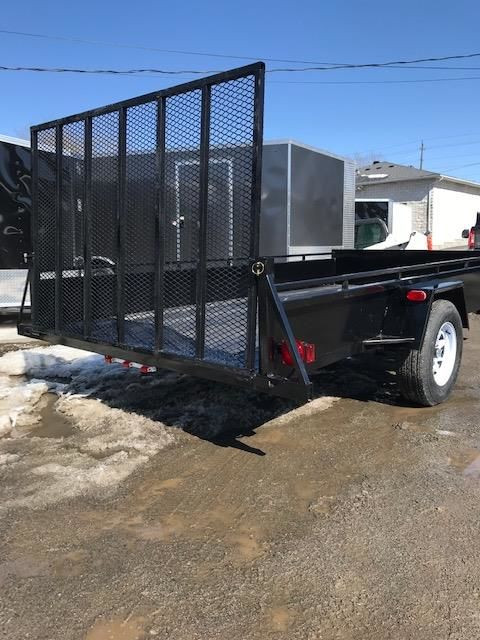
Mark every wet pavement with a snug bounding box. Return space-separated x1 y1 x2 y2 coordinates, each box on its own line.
1 317 480 639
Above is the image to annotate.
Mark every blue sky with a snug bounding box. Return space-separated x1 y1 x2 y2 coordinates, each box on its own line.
2 0 480 179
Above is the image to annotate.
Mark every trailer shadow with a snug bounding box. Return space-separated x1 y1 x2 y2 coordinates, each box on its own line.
90 371 293 457
311 355 406 406
59 355 410 454
12 349 412 455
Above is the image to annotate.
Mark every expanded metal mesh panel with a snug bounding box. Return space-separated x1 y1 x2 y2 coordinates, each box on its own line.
34 127 56 329
163 90 202 357
124 102 157 349
31 63 264 370
61 120 85 336
90 112 119 342
203 77 256 364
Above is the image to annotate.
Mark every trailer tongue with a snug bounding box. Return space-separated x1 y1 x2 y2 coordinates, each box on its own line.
18 63 480 406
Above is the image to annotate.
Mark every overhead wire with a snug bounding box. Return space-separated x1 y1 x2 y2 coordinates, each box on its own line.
268 75 480 84
0 28 345 65
3 29 480 178
351 131 480 156
3 65 480 86
3 28 480 72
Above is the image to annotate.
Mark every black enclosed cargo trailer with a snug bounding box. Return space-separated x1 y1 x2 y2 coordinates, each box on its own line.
0 135 31 313
18 62 480 406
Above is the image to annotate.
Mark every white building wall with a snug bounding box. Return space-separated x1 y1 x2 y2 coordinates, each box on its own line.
356 179 433 233
431 182 480 246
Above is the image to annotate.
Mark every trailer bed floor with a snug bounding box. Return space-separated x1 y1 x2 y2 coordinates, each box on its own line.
64 297 252 368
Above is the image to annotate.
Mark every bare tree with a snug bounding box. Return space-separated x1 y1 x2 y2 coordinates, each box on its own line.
350 152 386 168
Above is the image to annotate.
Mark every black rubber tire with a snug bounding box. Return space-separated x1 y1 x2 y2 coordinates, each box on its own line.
397 299 463 406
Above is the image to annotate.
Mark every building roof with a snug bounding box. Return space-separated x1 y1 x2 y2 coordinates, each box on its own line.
356 161 438 185
0 133 30 148
356 160 480 190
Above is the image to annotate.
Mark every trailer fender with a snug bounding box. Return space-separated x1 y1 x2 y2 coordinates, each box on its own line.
403 281 468 349
433 284 468 330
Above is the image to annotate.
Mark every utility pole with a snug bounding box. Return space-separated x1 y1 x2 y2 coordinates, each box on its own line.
419 140 424 169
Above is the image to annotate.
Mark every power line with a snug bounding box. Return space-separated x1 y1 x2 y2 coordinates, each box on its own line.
269 75 480 84
439 161 480 172
427 138 480 151
391 139 480 158
381 65 480 70
3 28 480 72
352 130 480 156
0 65 211 76
270 54 480 72
0 28 348 65
4 65 480 86
353 138 480 162
420 150 480 162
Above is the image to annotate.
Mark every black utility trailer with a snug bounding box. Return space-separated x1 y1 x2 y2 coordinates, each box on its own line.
18 63 480 405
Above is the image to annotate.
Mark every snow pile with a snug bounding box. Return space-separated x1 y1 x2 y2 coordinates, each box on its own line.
0 453 20 465
0 344 104 378
1 412 172 509
0 345 109 433
0 345 174 510
266 396 340 426
0 375 50 435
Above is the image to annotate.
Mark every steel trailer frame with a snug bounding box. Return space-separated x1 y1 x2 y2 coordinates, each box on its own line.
18 62 480 404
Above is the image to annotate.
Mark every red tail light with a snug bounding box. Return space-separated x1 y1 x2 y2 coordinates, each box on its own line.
280 339 316 366
122 360 131 368
139 365 155 374
406 289 427 302
427 232 433 251
468 228 475 250
104 355 113 363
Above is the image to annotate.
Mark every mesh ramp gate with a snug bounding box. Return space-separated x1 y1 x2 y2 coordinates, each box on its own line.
31 63 264 370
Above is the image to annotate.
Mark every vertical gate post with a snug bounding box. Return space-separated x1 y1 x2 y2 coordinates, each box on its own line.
155 96 167 353
54 123 63 333
30 129 39 329
246 64 265 370
83 117 92 339
195 85 211 359
117 106 127 344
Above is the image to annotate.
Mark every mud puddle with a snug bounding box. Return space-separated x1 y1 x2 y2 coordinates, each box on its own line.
34 393 74 438
68 398 419 568
85 616 145 640
0 549 89 587
449 448 480 477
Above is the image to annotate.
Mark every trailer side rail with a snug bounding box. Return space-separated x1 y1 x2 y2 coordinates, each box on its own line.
275 253 480 292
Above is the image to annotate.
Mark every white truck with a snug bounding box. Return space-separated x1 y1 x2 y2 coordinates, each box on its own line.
355 199 428 251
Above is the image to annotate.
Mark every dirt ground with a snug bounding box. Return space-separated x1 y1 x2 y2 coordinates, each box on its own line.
1 317 480 640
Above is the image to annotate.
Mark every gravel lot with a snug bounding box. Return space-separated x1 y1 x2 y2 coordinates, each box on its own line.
0 317 480 639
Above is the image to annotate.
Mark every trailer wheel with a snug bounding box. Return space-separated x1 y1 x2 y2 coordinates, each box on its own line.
397 299 463 406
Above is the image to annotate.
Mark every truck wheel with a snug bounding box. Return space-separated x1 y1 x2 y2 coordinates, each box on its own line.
397 299 463 406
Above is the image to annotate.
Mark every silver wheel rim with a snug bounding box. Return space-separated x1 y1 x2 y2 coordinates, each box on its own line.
432 321 457 387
